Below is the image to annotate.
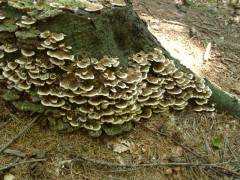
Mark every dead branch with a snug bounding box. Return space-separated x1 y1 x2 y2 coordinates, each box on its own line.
3 148 27 158
68 156 240 177
138 123 206 161
0 115 40 154
0 158 47 172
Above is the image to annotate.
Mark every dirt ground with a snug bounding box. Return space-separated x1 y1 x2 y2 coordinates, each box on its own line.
0 0 240 179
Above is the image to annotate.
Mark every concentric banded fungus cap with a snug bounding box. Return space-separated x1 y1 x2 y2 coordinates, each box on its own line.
151 90 164 98
50 58 65 66
147 75 161 84
21 49 35 57
103 70 116 81
17 82 31 90
69 121 79 127
47 50 74 61
50 88 75 98
9 74 20 83
8 62 18 70
78 82 94 92
69 96 87 105
88 112 102 119
40 30 51 39
125 68 142 84
41 98 65 107
76 70 95 80
172 105 185 110
117 82 127 89
174 99 187 106
173 71 184 79
195 99 208 105
140 108 152 118
60 73 79 91
116 100 129 109
2 69 13 78
141 66 150 73
152 63 165 73
0 11 5 20
98 56 119 67
3 44 18 53
193 106 203 112
49 2 65 8
196 82 206 89
161 62 176 75
116 71 128 79
167 88 182 95
77 58 91 68
21 16 36 25
78 105 94 114
185 73 194 80
101 116 115 123
88 97 106 106
94 64 106 71
83 123 101 131
164 82 175 90
85 3 104 12
143 98 159 106
40 42 56 50
31 79 44 86
110 0 127 6
0 51 4 58
178 79 191 87
203 106 215 112
141 88 153 96
51 33 65 42
16 70 27 80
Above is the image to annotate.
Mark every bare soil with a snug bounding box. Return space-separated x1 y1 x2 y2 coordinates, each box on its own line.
0 1 239 179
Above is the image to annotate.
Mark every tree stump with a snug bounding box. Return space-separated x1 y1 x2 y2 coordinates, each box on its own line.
0 0 239 136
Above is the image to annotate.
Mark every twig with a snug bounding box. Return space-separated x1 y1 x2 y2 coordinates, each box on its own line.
69 156 240 177
72 156 231 168
3 148 27 158
203 42 212 62
135 124 240 177
223 57 239 64
0 120 12 129
0 115 40 154
138 123 205 160
161 19 188 27
191 23 221 36
0 113 19 129
0 158 47 172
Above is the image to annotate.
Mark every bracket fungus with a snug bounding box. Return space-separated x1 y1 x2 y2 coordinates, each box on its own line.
110 0 127 7
0 1 215 136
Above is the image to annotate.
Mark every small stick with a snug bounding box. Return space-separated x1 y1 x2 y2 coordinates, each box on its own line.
138 123 205 160
0 115 40 154
3 148 27 158
71 157 240 177
73 156 239 168
203 42 212 62
0 113 19 129
0 120 12 129
0 158 46 172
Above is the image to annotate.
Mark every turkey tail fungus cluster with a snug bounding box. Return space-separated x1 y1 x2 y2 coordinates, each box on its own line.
0 0 239 136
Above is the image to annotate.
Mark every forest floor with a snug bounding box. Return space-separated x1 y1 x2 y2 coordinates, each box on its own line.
0 0 240 179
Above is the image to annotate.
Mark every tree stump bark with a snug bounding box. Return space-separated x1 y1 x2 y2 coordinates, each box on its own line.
0 0 239 136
